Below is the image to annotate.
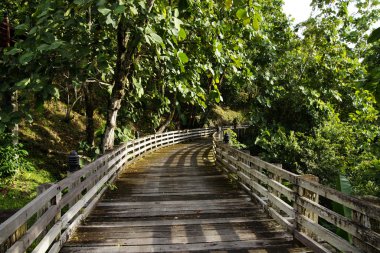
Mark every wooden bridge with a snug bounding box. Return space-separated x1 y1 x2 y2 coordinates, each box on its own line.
0 128 379 253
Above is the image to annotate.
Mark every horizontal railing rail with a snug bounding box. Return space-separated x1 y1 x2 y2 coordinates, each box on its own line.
0 127 221 253
213 133 380 253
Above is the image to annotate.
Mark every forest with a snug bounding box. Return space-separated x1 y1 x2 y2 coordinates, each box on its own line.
0 0 379 214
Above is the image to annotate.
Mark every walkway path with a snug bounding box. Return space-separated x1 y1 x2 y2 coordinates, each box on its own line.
60 139 310 252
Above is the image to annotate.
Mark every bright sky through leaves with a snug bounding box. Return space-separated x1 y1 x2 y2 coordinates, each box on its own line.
283 0 312 24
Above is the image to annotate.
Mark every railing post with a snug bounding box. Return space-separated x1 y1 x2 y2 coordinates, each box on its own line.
37 183 54 218
9 224 27 252
67 172 80 208
53 188 62 245
218 127 222 141
268 164 282 212
250 157 261 199
132 139 135 159
36 183 62 244
352 196 379 252
295 174 319 240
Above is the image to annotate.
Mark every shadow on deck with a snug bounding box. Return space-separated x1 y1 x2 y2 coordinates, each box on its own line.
61 139 310 253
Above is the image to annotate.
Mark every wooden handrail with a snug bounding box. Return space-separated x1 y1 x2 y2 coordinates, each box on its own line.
212 133 380 253
0 127 218 253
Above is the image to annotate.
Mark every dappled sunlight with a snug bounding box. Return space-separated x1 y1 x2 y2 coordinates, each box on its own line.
62 140 305 252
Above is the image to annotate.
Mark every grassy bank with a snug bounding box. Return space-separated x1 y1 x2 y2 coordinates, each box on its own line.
0 100 103 216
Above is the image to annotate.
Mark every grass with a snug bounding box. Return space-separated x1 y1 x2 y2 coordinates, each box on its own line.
0 100 104 216
20 100 103 178
0 169 54 211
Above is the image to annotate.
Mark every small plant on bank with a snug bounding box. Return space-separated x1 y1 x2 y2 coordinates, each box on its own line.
224 128 247 149
78 141 101 162
0 133 34 178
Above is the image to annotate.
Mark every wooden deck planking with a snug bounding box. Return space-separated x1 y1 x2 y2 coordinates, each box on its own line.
61 139 311 253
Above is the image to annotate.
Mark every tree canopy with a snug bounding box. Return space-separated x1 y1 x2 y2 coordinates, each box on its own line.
1 0 380 197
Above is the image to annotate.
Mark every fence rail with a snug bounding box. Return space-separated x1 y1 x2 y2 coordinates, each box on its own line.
3 126 377 253
213 133 380 253
0 128 217 253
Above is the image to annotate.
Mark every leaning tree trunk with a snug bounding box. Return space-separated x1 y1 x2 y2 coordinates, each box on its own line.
156 110 175 134
84 81 95 146
156 93 177 133
101 0 155 152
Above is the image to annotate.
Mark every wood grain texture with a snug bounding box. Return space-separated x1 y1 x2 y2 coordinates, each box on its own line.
61 140 308 253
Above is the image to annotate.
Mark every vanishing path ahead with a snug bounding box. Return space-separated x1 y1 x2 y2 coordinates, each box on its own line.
61 139 310 252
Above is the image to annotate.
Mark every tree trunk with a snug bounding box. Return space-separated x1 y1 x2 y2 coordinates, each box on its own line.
101 0 155 152
156 110 175 134
1 13 18 144
84 81 95 146
10 91 18 145
199 71 225 127
64 86 81 123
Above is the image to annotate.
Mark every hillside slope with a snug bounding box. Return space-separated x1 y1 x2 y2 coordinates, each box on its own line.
0 101 103 220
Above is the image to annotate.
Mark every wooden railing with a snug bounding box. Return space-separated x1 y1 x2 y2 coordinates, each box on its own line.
0 128 215 253
213 133 380 253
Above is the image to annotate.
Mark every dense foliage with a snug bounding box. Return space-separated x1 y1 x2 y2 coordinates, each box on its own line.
0 0 379 198
246 0 380 196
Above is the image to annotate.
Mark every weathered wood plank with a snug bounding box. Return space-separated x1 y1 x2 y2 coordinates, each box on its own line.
79 217 278 228
0 184 60 244
0 130 217 252
294 231 331 253
297 215 361 253
58 139 308 253
96 198 252 207
66 232 292 245
75 222 284 234
7 205 59 253
61 239 295 253
297 196 380 250
298 179 380 220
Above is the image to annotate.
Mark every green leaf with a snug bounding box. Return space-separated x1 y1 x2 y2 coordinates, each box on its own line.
149 33 163 44
178 51 189 64
29 27 37 35
49 41 64 50
173 17 183 29
178 28 187 41
52 87 60 99
132 77 144 97
236 9 247 19
37 44 50 52
106 14 116 28
114 5 126 14
98 7 111 16
243 18 250 26
252 12 261 30
5 48 23 55
64 8 71 16
368 27 380 43
225 0 233 10
130 6 138 15
15 78 31 89
19 52 34 65
15 24 28 31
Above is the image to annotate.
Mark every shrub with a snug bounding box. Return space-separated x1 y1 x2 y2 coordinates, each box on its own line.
0 134 34 178
224 128 247 149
